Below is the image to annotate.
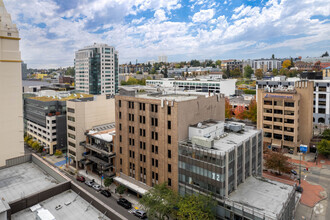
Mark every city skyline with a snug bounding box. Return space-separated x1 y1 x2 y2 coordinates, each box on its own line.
5 0 330 68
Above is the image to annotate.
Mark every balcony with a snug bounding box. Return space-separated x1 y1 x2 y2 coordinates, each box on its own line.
80 141 115 158
83 153 113 169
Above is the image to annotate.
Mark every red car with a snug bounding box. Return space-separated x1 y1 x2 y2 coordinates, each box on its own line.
76 176 85 182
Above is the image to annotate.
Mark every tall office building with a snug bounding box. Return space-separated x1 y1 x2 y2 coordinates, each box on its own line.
114 87 225 193
75 43 119 95
0 0 24 166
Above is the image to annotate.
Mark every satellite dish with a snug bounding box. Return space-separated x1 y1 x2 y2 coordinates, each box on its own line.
197 123 202 128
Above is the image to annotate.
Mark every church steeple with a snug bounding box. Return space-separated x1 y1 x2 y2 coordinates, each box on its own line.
0 0 19 38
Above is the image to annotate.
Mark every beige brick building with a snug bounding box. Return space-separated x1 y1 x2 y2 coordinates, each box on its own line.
0 0 24 166
66 95 115 169
257 81 314 154
115 89 225 192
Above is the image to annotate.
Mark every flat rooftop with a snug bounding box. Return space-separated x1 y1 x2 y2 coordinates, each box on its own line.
22 80 51 87
0 162 59 203
30 93 93 102
229 176 294 219
135 93 200 102
213 127 260 152
12 190 110 220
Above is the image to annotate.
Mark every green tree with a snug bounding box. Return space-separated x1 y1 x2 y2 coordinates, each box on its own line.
272 54 275 59
321 51 329 57
27 139 34 147
116 185 126 195
215 60 222 67
190 60 201 67
104 178 113 189
140 183 179 220
65 67 75 76
255 69 263 79
317 139 330 157
322 129 330 141
230 68 241 78
264 151 292 175
272 68 279 76
244 65 254 78
279 68 289 76
24 135 31 143
150 67 157 74
136 71 142 74
177 194 216 220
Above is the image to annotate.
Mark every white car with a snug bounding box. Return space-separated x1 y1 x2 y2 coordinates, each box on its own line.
92 184 101 191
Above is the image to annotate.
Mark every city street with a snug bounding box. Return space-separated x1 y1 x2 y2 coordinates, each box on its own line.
295 165 330 220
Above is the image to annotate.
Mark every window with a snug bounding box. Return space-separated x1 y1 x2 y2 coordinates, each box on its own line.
143 155 146 162
119 100 121 107
67 108 75 113
168 150 171 158
128 101 134 109
168 135 171 144
168 121 171 129
152 158 154 166
119 123 122 131
120 135 122 142
68 133 75 140
139 103 145 111
168 106 171 115
120 147 122 154
119 112 122 119
120 158 122 165
140 154 142 162
156 160 158 167
152 145 154 153
68 141 75 148
155 132 158 140
168 164 172 172
156 173 158 181
168 178 171 186
155 146 158 154
68 125 75 131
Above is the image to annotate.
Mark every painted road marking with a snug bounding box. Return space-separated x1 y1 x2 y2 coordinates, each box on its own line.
304 175 306 180
314 203 324 215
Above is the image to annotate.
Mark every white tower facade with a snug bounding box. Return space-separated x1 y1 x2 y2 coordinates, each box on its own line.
0 0 24 166
75 43 119 95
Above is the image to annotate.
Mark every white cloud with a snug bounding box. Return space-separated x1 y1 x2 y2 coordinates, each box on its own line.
192 9 215 23
3 0 330 67
154 9 167 22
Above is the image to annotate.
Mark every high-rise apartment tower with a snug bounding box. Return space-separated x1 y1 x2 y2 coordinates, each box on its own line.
75 43 119 95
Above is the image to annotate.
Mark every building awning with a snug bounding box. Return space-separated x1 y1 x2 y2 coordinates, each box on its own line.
114 173 151 196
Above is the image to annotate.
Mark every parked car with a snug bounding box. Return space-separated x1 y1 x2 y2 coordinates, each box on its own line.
133 209 147 219
76 176 85 182
85 180 94 187
291 169 298 175
117 198 132 209
100 190 111 197
92 184 101 191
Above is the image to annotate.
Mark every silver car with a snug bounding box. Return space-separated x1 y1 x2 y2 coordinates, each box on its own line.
85 180 94 187
92 184 101 191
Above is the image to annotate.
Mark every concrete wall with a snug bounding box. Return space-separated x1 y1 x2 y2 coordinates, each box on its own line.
8 182 71 215
0 37 24 166
67 95 115 167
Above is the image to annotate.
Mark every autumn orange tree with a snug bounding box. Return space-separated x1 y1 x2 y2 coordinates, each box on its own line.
264 151 292 175
225 98 232 119
282 59 292 69
234 105 246 119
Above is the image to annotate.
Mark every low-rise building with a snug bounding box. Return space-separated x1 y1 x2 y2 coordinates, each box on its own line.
80 123 116 178
25 92 94 154
146 78 237 96
257 81 314 153
178 120 295 220
323 66 330 79
257 79 330 125
66 95 115 170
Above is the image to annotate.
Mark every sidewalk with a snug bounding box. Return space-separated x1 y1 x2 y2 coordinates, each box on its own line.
77 170 141 209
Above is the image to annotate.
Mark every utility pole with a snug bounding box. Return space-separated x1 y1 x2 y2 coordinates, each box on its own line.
299 153 302 186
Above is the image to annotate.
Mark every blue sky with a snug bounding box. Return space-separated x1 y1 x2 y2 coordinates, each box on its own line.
4 0 330 68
